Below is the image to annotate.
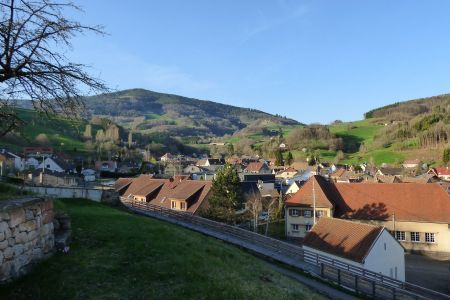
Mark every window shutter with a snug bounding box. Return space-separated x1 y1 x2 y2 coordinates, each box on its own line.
288 209 292 216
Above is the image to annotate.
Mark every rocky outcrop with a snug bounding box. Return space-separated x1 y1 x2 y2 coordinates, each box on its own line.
0 198 54 282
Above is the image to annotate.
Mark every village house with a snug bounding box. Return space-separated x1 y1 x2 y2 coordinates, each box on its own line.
243 162 271 174
164 163 183 176
116 175 211 214
402 159 421 169
0 149 24 174
160 153 174 162
303 218 405 281
80 169 96 182
95 161 117 173
329 168 362 183
275 167 298 180
376 167 403 177
196 158 225 167
285 175 450 259
285 181 303 195
428 167 450 181
37 157 75 173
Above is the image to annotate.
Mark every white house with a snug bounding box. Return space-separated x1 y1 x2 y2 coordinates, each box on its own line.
37 157 73 173
285 181 302 195
303 217 405 281
81 169 96 182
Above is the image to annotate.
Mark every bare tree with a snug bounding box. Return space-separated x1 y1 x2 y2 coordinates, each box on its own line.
0 0 107 136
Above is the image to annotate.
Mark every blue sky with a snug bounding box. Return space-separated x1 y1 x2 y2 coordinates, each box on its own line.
68 0 450 124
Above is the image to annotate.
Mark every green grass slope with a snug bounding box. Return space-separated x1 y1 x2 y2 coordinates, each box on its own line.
0 199 324 300
1 108 89 154
85 89 301 138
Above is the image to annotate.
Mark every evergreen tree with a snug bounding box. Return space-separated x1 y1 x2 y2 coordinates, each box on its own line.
206 164 243 224
275 149 284 166
443 148 450 165
286 151 294 166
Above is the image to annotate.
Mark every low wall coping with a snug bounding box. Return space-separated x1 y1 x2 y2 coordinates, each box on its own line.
0 197 46 212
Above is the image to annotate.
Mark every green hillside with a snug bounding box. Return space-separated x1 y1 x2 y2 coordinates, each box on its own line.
85 89 301 139
0 108 90 154
0 199 324 300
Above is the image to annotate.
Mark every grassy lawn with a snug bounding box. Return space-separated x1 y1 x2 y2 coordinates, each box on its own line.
0 183 31 200
0 199 325 300
257 220 286 240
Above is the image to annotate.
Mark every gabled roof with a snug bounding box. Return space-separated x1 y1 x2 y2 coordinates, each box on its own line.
303 218 384 263
377 167 403 176
285 175 335 208
334 183 450 223
114 178 134 195
430 167 450 176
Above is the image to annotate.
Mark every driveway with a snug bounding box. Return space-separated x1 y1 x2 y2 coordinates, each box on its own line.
405 253 450 295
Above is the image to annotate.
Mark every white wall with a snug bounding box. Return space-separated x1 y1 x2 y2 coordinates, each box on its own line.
364 230 405 281
37 158 63 172
23 186 105 202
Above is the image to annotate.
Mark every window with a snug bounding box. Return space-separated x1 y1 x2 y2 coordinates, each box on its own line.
305 225 312 232
411 232 420 242
291 224 299 231
425 233 435 243
171 201 177 209
180 202 186 210
290 209 299 217
303 210 312 218
395 231 406 241
316 210 326 218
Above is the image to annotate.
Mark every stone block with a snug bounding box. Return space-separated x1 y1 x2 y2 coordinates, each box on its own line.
42 210 53 225
15 231 28 244
9 208 25 228
19 220 36 232
25 209 34 221
3 247 13 259
8 238 15 247
41 200 53 212
0 221 8 233
0 240 8 250
41 223 53 236
0 232 4 241
13 244 24 256
27 230 38 242
4 227 11 240
0 250 3 264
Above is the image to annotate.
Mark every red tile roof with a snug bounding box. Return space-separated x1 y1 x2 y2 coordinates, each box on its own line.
431 167 450 176
303 217 384 263
334 183 450 223
285 175 335 208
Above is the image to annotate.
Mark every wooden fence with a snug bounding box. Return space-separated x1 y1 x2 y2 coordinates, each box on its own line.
122 199 450 300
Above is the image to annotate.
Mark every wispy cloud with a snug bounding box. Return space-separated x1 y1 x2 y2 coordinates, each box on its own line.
242 3 309 41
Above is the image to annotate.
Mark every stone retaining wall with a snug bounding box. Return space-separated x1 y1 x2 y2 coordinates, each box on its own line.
0 198 54 282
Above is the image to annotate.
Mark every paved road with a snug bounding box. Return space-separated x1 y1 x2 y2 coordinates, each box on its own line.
406 254 450 295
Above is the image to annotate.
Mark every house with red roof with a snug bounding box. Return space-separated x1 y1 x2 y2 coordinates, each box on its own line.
304 218 405 281
428 167 450 181
286 175 450 259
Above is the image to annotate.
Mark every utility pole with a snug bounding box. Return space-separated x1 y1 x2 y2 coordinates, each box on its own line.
312 177 316 225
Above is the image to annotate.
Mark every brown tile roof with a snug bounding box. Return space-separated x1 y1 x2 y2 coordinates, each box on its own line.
114 178 134 195
378 167 403 176
119 175 211 214
149 180 212 213
285 175 335 208
375 175 400 183
303 217 384 263
334 183 450 223
330 168 346 178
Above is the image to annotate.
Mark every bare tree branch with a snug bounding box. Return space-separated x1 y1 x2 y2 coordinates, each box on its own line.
0 0 107 136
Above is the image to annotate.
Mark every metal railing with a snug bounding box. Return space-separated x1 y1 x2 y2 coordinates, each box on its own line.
122 199 450 300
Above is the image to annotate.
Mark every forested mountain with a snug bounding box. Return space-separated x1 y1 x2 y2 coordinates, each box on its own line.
85 89 300 139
